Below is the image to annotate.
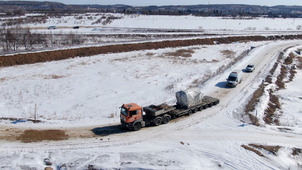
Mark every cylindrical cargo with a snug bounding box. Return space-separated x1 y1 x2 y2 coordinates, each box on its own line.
176 87 204 109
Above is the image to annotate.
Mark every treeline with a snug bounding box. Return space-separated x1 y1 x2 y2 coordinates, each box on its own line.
0 26 85 52
1 2 302 18
72 4 302 18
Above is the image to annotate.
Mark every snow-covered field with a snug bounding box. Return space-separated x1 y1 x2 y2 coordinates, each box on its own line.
36 13 302 30
0 13 302 169
24 13 302 35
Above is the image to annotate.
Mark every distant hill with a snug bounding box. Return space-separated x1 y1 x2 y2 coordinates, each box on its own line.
0 1 71 12
0 1 302 18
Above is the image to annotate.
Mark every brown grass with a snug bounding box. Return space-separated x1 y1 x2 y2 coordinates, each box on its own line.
244 145 301 157
296 57 302 69
146 52 155 57
266 62 279 83
16 129 68 143
244 83 265 126
241 144 264 157
276 65 286 90
165 49 194 57
249 144 281 156
264 90 281 125
284 53 295 65
0 77 7 81
248 113 260 126
288 65 297 82
292 148 302 156
43 74 66 79
1 34 302 67
221 50 236 58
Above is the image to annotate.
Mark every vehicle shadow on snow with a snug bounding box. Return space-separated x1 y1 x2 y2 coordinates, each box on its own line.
215 81 230 88
92 125 129 136
242 69 248 73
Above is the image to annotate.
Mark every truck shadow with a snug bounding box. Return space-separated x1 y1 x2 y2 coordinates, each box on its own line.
92 125 129 136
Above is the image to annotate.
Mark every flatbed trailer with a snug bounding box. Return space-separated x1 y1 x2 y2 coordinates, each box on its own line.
144 96 219 121
120 95 219 130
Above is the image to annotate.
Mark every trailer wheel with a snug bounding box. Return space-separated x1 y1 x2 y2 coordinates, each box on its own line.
187 110 193 115
198 107 203 111
193 108 198 113
162 115 171 124
133 123 142 131
153 117 162 126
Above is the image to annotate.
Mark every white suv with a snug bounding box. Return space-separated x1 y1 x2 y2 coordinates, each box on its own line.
245 64 255 72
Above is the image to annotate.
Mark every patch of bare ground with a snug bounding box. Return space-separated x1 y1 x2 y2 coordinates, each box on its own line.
1 34 302 67
164 49 194 57
16 130 68 143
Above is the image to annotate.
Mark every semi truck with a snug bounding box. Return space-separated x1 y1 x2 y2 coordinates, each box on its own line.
120 88 219 131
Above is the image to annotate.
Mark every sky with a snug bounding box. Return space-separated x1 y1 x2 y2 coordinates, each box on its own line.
9 0 302 6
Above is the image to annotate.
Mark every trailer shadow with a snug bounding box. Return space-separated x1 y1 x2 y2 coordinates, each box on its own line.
92 125 129 136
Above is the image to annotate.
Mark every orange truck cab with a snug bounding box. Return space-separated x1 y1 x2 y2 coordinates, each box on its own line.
120 103 145 130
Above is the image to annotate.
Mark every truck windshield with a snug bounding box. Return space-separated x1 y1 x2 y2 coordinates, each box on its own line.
228 76 237 81
121 107 128 117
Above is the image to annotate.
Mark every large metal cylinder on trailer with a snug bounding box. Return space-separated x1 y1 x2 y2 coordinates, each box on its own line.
176 87 204 109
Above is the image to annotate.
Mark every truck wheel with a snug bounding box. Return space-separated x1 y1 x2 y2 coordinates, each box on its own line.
162 115 171 124
153 117 162 126
133 123 142 131
187 110 192 115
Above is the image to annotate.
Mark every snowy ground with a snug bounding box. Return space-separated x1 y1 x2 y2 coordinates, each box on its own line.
0 41 264 126
0 13 302 169
25 13 302 31
20 13 302 36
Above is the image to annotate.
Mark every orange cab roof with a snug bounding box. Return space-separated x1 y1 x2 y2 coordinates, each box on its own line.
123 103 142 111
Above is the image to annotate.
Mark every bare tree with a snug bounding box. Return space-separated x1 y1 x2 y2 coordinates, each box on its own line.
21 27 33 50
